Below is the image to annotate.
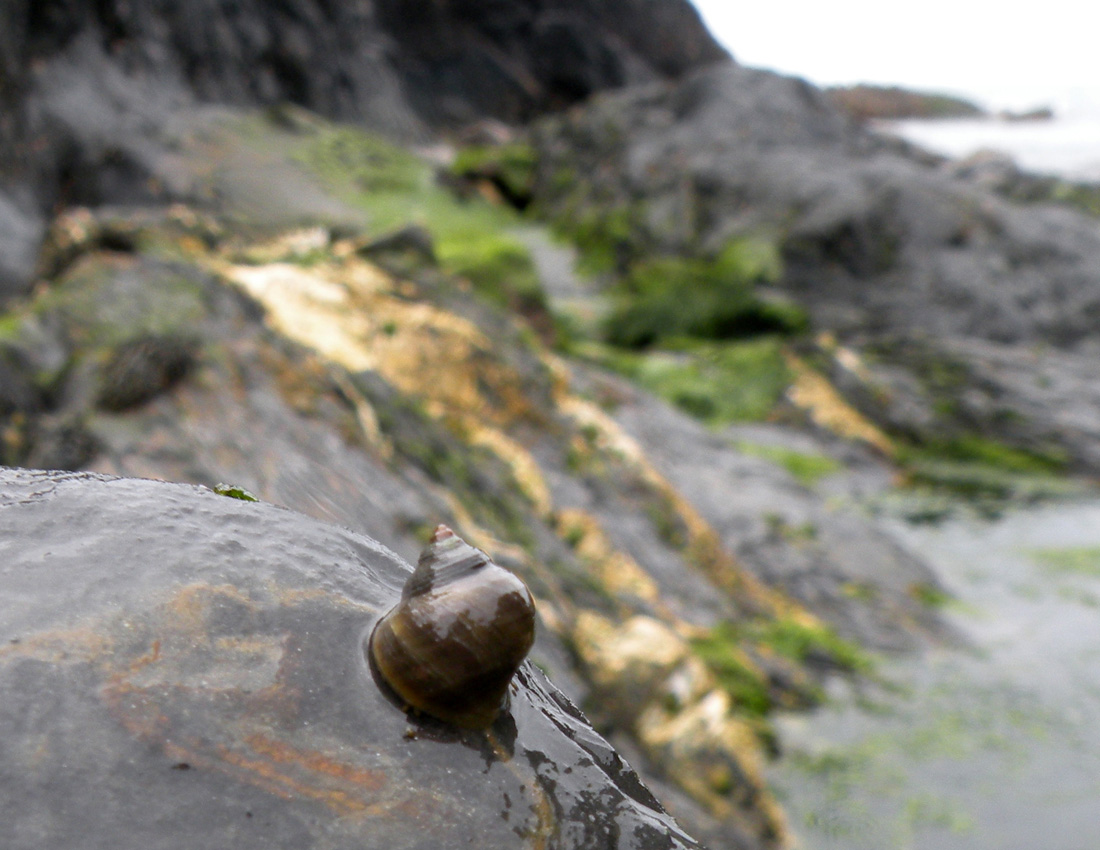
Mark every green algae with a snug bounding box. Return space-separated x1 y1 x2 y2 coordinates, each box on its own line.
1028 546 1100 578
734 442 842 486
692 618 872 721
690 625 774 717
556 205 646 276
294 125 519 240
293 124 558 333
906 435 1067 477
436 231 548 318
602 239 800 348
296 127 427 195
450 143 538 205
584 337 793 425
752 618 873 674
213 483 259 502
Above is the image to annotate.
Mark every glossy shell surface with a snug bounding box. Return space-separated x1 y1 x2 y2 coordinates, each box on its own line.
0 469 702 850
370 525 535 728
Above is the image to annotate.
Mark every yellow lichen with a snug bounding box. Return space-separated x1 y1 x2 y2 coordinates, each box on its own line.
468 426 552 517
784 350 895 458
572 612 690 695
570 612 788 843
221 255 550 517
637 689 787 839
555 378 798 621
554 509 660 604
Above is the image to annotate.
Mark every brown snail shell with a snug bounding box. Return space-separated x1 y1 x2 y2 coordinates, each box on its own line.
368 524 536 729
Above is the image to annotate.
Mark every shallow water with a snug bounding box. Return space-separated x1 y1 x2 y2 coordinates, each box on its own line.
768 501 1100 849
881 116 1100 181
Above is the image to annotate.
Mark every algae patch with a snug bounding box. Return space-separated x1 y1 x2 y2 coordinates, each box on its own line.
583 337 794 425
601 240 800 349
1027 546 1100 578
733 442 842 487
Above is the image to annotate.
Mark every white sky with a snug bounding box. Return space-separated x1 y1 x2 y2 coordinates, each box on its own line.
691 1 1100 114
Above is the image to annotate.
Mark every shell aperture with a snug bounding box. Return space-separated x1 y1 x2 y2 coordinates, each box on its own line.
368 525 536 729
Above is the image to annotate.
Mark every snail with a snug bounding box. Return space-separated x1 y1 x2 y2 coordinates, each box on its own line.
368 525 536 729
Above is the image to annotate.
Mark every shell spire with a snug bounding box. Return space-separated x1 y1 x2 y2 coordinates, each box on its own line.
368 525 536 729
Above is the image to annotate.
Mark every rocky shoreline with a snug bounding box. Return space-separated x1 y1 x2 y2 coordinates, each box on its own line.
2 3 1099 848
825 84 985 122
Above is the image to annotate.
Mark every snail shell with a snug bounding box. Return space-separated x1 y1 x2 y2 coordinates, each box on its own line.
368 525 536 729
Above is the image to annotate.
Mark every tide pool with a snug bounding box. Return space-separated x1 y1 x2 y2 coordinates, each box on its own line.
769 501 1100 849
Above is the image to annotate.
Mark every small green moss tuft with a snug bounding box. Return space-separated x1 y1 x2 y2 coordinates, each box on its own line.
909 435 1067 476
213 483 259 502
752 618 874 674
450 143 539 206
564 206 646 276
295 125 521 240
296 128 427 194
908 582 952 607
436 232 548 318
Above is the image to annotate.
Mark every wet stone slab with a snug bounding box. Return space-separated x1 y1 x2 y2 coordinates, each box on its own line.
0 468 702 850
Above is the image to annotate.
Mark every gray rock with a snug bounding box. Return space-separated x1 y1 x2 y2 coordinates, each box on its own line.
534 61 1100 346
531 60 1100 471
0 467 703 850
578 367 948 651
0 188 45 300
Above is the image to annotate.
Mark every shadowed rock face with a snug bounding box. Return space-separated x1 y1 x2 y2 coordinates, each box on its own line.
0 0 725 298
0 468 703 850
374 0 728 124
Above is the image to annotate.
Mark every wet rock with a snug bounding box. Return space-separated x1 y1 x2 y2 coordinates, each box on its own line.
580 366 949 652
96 334 197 412
23 418 100 471
0 350 42 420
355 224 437 266
0 468 704 850
532 61 1100 346
0 0 725 299
375 0 725 124
0 188 45 302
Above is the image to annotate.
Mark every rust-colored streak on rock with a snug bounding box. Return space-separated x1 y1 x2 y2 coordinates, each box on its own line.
245 733 387 793
101 680 173 742
213 742 385 815
0 627 112 666
125 638 161 674
165 583 259 629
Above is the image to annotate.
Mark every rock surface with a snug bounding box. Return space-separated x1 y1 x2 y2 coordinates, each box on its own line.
0 188 856 847
7 3 1100 848
0 0 726 299
0 467 703 850
530 61 1100 475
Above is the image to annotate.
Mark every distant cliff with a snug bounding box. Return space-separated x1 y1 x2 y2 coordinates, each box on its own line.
826 84 984 121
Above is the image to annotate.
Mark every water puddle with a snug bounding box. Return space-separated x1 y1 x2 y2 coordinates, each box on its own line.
768 501 1100 849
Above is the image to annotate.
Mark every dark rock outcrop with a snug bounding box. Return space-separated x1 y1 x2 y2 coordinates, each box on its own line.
376 0 727 124
0 0 726 299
